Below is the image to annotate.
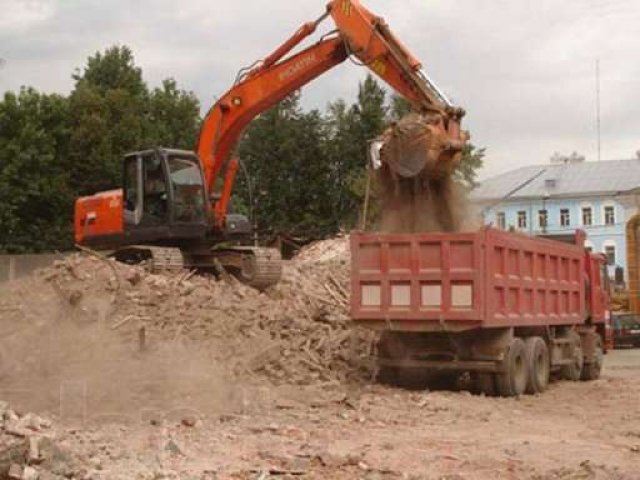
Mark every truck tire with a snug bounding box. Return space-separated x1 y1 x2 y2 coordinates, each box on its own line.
581 335 603 381
495 337 528 397
560 331 584 381
524 337 550 394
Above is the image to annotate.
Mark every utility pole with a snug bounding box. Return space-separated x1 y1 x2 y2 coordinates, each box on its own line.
596 59 601 162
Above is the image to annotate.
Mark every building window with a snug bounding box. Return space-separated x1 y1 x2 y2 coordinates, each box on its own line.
560 208 571 227
604 206 615 226
605 245 616 266
517 211 527 229
582 207 593 226
496 212 506 230
538 210 548 229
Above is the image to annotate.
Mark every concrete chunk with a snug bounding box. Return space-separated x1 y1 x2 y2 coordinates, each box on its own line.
22 465 39 480
28 437 40 464
8 463 23 479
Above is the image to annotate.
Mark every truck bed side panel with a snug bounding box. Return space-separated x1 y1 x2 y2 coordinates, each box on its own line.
350 228 587 331
350 232 484 330
483 229 585 328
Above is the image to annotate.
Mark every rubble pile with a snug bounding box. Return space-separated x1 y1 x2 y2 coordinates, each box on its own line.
0 401 78 480
0 238 374 390
295 235 349 264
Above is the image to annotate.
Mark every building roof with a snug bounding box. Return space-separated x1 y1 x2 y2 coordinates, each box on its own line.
472 159 640 201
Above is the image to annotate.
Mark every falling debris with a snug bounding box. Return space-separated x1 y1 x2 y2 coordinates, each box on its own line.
375 113 476 233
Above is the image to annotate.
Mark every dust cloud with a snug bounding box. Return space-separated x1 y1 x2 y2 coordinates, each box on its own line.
0 278 239 423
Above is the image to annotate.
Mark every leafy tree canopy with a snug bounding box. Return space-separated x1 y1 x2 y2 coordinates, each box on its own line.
0 88 73 252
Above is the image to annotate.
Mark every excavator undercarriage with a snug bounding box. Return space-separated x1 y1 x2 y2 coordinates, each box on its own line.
114 245 282 290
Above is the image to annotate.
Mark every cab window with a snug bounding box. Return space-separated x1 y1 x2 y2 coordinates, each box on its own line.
124 156 140 213
143 154 168 219
168 157 205 223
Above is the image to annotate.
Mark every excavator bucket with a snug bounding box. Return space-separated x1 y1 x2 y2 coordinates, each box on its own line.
377 113 465 180
372 113 472 234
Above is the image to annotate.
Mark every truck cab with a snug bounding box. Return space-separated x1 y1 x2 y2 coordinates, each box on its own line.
585 251 613 351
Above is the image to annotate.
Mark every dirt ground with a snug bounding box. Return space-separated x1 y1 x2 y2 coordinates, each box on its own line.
1 250 639 480
2 349 639 479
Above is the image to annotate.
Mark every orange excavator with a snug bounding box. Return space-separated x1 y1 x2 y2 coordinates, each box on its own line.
74 0 467 289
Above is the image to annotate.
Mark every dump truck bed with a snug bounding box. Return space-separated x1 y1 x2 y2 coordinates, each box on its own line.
350 228 587 332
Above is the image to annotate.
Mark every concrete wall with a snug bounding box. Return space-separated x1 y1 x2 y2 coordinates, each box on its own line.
0 253 69 283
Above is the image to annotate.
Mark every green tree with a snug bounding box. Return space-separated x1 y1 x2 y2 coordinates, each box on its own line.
68 46 200 196
356 75 388 141
325 74 389 228
456 144 485 189
389 94 414 121
74 46 146 97
68 46 150 195
0 88 73 253
147 79 200 149
236 93 337 237
324 99 361 226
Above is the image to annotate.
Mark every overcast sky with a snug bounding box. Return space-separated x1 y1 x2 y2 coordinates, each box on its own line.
1 0 638 178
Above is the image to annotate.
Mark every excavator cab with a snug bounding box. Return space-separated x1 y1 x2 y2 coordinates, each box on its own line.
122 148 209 244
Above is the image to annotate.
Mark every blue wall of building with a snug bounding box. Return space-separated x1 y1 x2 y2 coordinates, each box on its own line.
484 197 626 277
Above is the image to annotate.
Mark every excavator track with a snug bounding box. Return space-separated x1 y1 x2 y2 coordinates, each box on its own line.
214 247 283 291
114 246 185 272
113 245 282 290
146 247 186 272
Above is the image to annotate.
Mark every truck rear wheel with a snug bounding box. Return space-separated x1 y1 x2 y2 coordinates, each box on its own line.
560 331 584 381
495 337 528 397
581 335 603 381
524 337 550 394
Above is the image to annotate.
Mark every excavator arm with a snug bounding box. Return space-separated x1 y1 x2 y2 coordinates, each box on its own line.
197 0 466 229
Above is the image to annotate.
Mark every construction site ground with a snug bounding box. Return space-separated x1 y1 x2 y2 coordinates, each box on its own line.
1 350 639 480
1 247 639 480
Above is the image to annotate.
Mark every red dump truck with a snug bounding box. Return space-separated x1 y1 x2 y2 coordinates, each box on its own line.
350 227 611 397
